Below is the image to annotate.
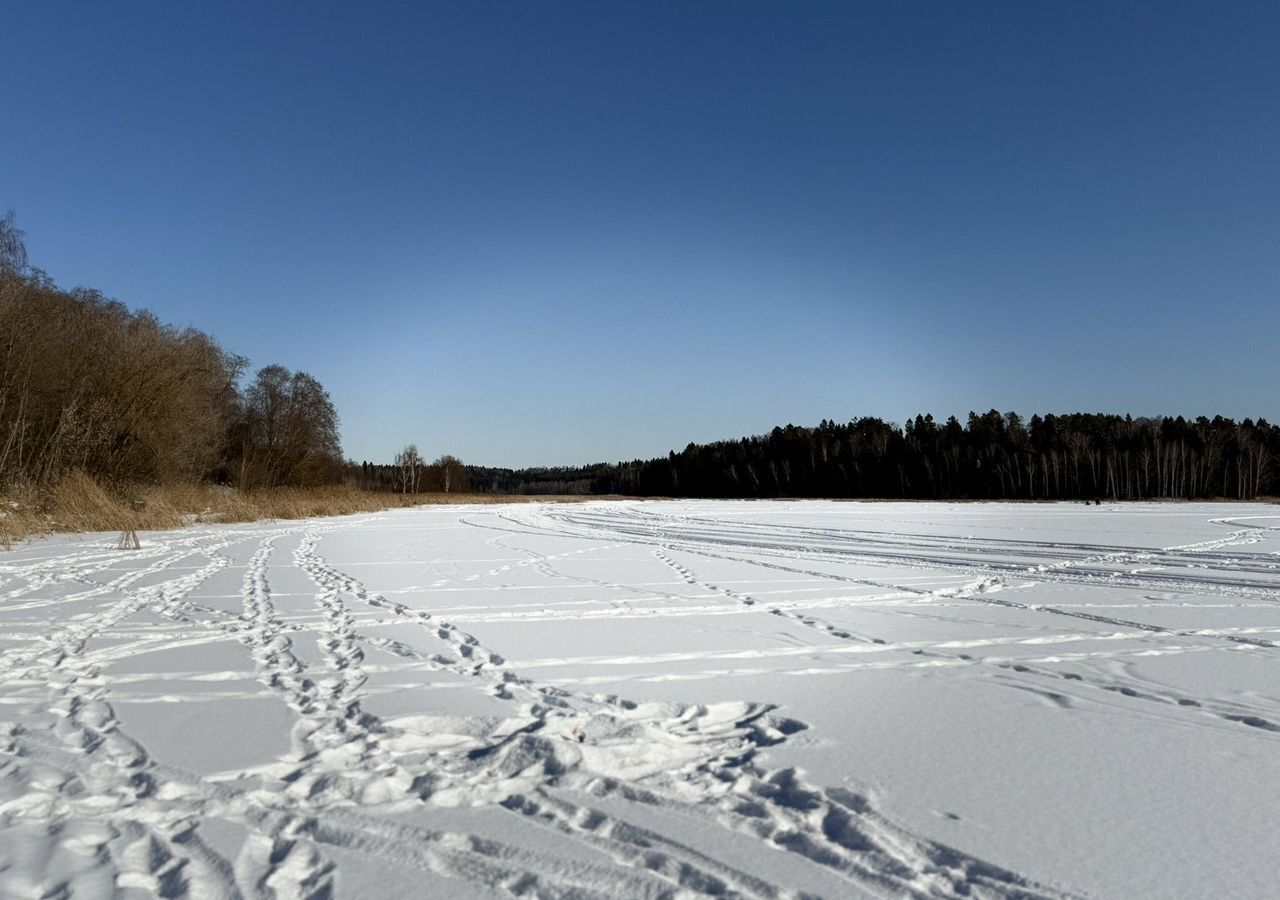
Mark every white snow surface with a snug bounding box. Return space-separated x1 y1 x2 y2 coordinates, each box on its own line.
2 500 1278 899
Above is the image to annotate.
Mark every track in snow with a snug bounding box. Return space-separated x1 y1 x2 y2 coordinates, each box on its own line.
3 501 1278 898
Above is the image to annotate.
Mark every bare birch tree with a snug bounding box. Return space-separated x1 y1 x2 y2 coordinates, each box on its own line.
394 444 423 493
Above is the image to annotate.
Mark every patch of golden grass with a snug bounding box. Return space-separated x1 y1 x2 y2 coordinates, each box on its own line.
0 473 595 547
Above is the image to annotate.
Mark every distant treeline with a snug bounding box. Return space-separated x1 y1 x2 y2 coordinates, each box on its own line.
461 412 1277 501
5 212 1275 504
465 463 622 496
347 456 470 494
0 212 344 491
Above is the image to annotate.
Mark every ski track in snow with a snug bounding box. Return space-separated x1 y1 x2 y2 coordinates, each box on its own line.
2 502 1278 898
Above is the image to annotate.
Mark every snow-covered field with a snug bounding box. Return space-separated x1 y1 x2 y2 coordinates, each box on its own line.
2 501 1278 899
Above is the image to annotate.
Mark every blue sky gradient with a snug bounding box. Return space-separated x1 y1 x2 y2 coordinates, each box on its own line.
4 2 1277 465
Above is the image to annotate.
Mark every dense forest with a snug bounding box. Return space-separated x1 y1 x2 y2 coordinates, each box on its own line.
0 212 344 492
462 413 1277 501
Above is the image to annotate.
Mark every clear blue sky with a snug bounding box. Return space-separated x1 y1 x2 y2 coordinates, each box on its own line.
4 2 1277 467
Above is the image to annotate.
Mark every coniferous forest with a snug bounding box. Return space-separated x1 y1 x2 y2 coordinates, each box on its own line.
456 413 1276 502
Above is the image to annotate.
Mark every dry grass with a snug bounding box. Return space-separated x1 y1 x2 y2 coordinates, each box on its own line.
0 472 592 547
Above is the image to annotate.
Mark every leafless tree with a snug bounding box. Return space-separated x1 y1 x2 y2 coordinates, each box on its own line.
235 366 342 488
0 211 27 275
433 454 465 493
0 256 242 488
394 444 423 493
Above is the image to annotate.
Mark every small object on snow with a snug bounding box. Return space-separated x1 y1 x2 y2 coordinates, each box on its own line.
117 529 141 550
571 726 585 743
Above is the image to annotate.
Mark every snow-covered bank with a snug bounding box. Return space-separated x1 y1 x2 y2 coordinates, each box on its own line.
2 501 1277 898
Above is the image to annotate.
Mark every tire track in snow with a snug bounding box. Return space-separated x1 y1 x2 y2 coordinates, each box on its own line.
648 521 1280 739
625 510 1280 744
522 505 1280 603
523 505 1280 656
